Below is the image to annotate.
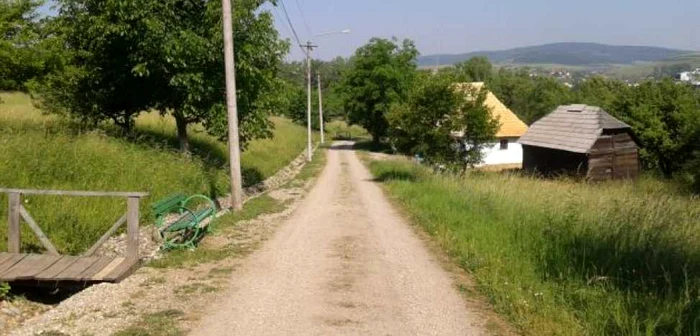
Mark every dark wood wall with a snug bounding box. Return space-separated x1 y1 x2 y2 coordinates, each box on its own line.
522 145 588 176
588 131 639 181
523 131 639 181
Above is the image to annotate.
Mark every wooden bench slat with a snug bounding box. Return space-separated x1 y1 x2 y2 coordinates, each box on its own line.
102 259 139 282
0 253 16 266
79 257 115 281
54 257 100 281
91 257 126 281
0 254 28 275
1 255 60 280
34 256 81 280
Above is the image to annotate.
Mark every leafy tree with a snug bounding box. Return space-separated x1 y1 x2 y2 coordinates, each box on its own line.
388 72 499 173
32 0 288 152
0 0 61 91
339 37 418 145
454 56 493 82
488 68 574 124
574 76 630 108
278 57 349 125
588 79 699 177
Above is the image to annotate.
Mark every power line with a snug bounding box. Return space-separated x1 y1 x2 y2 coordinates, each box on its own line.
279 0 305 54
293 0 313 38
272 7 295 45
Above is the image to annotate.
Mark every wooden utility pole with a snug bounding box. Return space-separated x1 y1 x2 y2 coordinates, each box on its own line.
222 0 243 210
302 41 317 162
318 74 325 144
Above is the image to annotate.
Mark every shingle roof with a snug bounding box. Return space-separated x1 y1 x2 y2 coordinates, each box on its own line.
518 105 632 153
455 83 529 138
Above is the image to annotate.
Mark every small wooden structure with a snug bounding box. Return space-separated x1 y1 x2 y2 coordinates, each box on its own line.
0 188 148 287
518 105 640 181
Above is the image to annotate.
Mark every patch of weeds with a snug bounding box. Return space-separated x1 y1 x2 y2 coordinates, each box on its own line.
174 283 218 298
121 300 136 310
287 147 327 187
208 267 234 278
112 309 185 336
103 310 120 318
0 282 10 300
130 290 146 300
140 276 166 287
35 331 71 336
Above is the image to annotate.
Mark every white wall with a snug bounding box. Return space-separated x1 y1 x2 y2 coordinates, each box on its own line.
481 138 523 166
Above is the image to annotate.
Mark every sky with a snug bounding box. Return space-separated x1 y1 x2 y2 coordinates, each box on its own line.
269 0 700 61
40 0 700 61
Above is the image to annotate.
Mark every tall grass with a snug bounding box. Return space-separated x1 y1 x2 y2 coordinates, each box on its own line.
368 159 700 335
324 120 369 140
0 92 310 254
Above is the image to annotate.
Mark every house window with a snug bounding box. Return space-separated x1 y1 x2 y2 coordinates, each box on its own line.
500 139 509 150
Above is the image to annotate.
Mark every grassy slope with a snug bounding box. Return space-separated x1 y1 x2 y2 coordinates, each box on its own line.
0 92 311 254
367 159 700 335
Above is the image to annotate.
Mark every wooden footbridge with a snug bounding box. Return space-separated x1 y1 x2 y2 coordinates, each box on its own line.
0 188 148 287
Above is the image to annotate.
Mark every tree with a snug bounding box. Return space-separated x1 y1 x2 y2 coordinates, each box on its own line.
32 0 288 152
0 0 61 91
388 72 499 173
488 68 574 124
454 56 493 82
600 80 700 177
339 37 418 145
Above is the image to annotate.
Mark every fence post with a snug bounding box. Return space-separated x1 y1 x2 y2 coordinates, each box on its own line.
126 197 140 261
8 193 20 253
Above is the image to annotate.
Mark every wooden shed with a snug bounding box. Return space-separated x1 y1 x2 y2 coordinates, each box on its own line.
518 104 640 181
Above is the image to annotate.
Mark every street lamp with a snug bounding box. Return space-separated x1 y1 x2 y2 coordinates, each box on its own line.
305 29 350 146
314 29 351 38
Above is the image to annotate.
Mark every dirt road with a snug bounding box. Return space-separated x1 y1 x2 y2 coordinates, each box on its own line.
191 142 486 335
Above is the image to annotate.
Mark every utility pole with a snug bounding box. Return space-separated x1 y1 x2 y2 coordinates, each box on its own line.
302 41 317 162
222 0 243 210
317 74 324 144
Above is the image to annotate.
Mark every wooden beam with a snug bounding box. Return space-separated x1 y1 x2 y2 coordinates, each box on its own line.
19 206 59 255
126 197 140 262
84 214 127 257
8 193 20 253
0 189 148 198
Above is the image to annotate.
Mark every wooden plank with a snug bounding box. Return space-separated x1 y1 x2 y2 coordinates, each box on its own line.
84 214 126 257
78 257 115 281
34 256 81 280
0 189 147 198
91 257 126 281
53 257 100 281
0 253 15 265
126 197 140 262
19 206 59 255
0 255 60 281
8 193 20 253
102 259 139 282
0 254 27 274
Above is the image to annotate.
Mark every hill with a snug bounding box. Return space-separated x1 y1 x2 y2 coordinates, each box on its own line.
418 42 693 67
0 92 313 254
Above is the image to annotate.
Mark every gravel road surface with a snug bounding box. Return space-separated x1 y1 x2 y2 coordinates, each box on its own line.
190 142 485 335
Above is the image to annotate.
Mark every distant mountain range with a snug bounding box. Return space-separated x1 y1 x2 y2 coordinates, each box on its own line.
418 43 695 67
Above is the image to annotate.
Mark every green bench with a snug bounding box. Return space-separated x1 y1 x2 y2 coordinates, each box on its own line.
152 193 217 250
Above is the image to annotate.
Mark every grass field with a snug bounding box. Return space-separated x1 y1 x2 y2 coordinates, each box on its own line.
0 92 312 254
367 159 700 335
324 120 369 140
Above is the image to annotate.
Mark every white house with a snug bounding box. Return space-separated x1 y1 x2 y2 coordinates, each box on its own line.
454 83 529 167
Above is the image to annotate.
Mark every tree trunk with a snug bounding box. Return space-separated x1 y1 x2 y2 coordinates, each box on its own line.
175 115 190 154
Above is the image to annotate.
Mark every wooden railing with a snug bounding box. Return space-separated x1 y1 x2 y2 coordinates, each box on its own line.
0 188 148 261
